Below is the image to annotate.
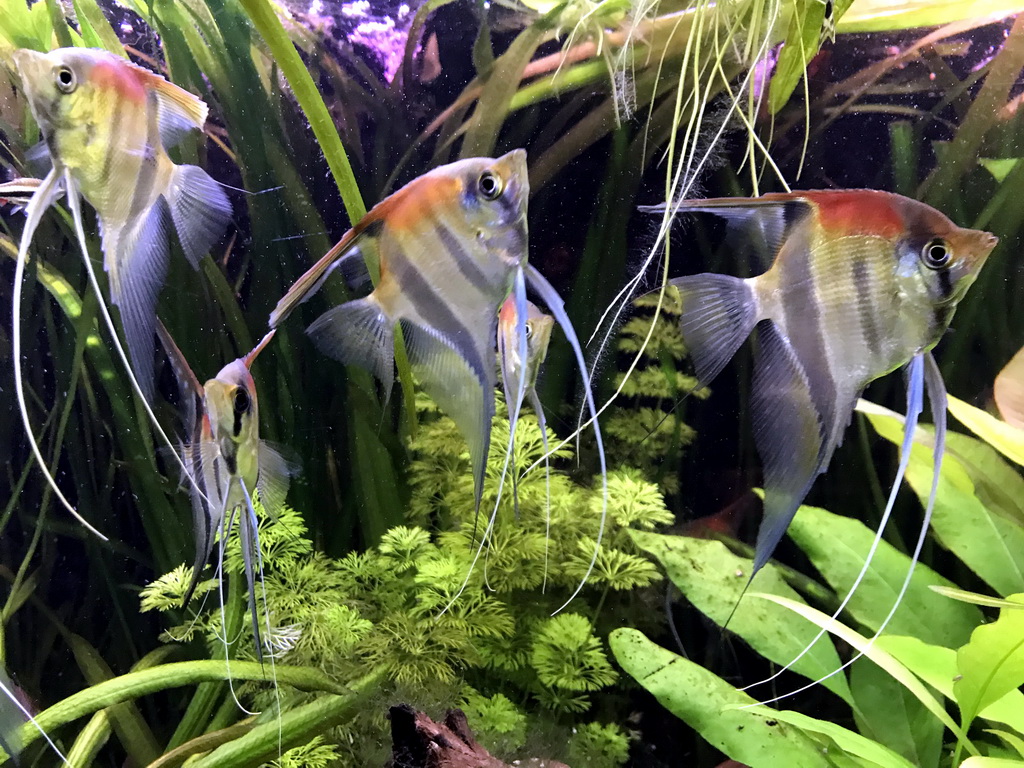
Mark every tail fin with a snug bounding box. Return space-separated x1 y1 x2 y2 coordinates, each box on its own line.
166 164 233 269
669 274 758 386
306 296 396 404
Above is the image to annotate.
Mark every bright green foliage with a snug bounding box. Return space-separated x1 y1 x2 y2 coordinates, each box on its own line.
567 721 632 768
261 736 340 768
460 688 528 754
141 395 666 765
613 400 1024 767
606 286 705 495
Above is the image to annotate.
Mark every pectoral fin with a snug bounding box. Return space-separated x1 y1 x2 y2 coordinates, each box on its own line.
257 441 299 516
751 320 824 574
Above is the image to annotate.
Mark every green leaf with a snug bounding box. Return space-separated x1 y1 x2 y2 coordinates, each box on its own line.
949 395 1024 467
929 587 1024 610
18 661 356 753
459 15 553 158
859 401 1024 597
960 758 1024 768
849 658 942 767
759 707 916 768
756 593 976 754
988 730 1024 759
955 596 1024 744
188 687 378 768
769 0 827 114
786 503 982 647
609 628 834 768
878 636 1024 735
630 530 853 704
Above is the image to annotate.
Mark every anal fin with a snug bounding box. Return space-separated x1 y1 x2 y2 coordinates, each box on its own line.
751 320 823 574
402 319 493 515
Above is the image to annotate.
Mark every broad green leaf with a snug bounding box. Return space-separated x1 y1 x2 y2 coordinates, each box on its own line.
850 657 942 767
838 0 1024 34
787 504 981 647
981 158 1023 184
955 596 1024 741
630 530 852 703
609 628 834 768
877 636 1024 735
756 594 976 754
760 706 916 768
859 401 1024 596
949 395 1024 467
960 758 1024 768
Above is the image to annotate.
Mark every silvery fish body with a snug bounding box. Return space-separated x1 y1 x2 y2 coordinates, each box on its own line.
14 47 232 398
271 151 529 514
647 189 997 575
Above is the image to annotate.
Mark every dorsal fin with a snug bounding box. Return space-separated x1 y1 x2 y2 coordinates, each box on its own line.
124 59 208 147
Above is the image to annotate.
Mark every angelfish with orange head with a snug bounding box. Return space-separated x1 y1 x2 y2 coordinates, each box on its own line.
271 151 607 608
645 189 997 693
8 47 231 539
158 327 293 660
13 47 232 397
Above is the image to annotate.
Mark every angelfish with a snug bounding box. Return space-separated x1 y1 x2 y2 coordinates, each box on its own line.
157 326 293 659
9 47 231 537
13 47 232 397
647 189 996 583
270 152 607 607
497 297 554 506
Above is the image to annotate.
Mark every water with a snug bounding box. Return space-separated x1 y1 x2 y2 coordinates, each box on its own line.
1 1 1023 766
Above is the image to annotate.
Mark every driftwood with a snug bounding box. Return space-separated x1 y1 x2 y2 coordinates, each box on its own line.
387 704 571 768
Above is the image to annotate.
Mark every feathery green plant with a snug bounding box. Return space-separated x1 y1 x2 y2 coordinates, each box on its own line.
135 392 667 764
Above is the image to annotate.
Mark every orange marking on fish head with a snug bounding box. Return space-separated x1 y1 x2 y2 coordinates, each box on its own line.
799 190 908 239
375 174 462 234
88 56 147 104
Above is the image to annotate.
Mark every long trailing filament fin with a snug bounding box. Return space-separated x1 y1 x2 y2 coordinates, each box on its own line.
13 168 107 539
525 264 607 614
745 352 940 706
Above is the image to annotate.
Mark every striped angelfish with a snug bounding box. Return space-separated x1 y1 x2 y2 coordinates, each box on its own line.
14 47 232 398
645 189 997 695
157 325 293 662
10 47 231 537
271 151 607 606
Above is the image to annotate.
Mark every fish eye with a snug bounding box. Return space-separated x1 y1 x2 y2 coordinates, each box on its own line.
54 66 76 94
524 322 534 339
233 387 251 415
922 238 952 269
478 171 503 201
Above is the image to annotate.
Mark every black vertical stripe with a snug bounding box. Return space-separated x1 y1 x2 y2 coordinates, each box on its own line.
436 222 494 295
852 258 882 363
387 243 488 384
